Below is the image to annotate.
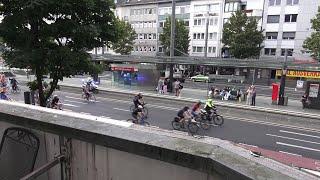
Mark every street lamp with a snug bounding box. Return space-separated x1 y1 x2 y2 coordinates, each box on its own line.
168 0 176 92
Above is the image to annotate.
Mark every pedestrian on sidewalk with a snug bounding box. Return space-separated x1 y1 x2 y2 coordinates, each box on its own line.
246 86 253 105
174 79 181 97
251 86 256 106
163 78 168 94
301 93 310 109
157 78 164 94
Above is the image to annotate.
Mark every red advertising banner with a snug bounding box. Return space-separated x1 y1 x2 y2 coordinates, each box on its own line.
272 83 279 101
111 67 136 72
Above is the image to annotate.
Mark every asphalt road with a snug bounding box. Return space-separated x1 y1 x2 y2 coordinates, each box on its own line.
9 86 320 161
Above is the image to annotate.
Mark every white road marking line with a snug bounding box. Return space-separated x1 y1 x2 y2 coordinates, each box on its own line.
267 134 320 145
113 108 130 112
64 99 87 104
280 130 320 138
63 103 80 107
80 112 91 115
64 109 73 112
276 142 320 152
65 96 83 100
279 151 302 157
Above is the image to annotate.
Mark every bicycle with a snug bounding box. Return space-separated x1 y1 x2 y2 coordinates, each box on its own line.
82 92 96 102
127 112 150 126
171 117 200 134
196 108 224 130
10 85 21 93
130 103 148 116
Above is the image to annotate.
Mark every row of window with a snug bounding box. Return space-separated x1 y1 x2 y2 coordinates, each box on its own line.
224 2 247 13
158 6 190 15
136 33 157 40
130 8 156 16
266 32 295 40
130 21 157 29
192 46 216 53
194 4 220 13
267 14 297 23
134 46 157 52
159 21 189 28
264 48 293 56
194 18 218 26
269 0 299 6
193 33 218 40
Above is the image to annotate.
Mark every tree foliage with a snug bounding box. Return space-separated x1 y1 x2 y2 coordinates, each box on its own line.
303 7 320 61
0 0 119 106
159 17 190 56
111 20 136 55
222 10 264 59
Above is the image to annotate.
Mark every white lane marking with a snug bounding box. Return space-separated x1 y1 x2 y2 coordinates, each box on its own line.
279 151 302 157
267 134 320 145
64 109 73 112
65 96 83 100
64 99 87 104
276 142 320 152
280 130 320 138
63 103 80 107
113 108 130 112
80 112 91 115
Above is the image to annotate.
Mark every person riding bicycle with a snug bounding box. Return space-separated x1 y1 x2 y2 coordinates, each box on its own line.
133 93 144 109
191 101 202 117
204 98 216 119
82 83 91 100
132 105 145 124
9 78 18 91
51 95 62 109
177 106 193 125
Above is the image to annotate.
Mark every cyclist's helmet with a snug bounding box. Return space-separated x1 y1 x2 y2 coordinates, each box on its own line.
183 106 189 111
137 92 142 98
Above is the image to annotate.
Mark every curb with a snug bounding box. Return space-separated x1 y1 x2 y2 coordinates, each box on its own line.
59 83 320 120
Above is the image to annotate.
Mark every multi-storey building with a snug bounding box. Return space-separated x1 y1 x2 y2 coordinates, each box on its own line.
262 0 320 59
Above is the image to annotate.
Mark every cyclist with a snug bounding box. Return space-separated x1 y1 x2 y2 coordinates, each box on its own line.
191 101 202 118
204 98 216 119
9 78 18 91
132 105 146 124
82 83 91 100
133 93 144 109
51 95 62 110
177 106 193 125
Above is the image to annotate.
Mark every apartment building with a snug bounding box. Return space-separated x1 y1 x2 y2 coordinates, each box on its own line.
262 0 320 59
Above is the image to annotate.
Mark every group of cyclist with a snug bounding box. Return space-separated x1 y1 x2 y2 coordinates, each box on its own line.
177 97 215 125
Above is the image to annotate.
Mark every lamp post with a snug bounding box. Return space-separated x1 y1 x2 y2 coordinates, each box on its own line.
278 49 288 105
204 11 209 58
168 0 176 92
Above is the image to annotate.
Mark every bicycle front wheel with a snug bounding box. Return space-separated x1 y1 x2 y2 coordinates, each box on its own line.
130 104 135 112
213 115 224 126
187 122 199 134
171 120 181 130
89 94 96 102
143 107 149 116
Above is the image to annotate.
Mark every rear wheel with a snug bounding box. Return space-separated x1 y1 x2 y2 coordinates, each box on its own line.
89 94 96 102
187 122 199 134
171 120 181 130
130 104 135 112
213 115 224 126
200 119 211 130
143 107 149 116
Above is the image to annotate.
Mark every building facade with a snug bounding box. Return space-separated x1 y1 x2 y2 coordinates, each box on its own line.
262 0 320 59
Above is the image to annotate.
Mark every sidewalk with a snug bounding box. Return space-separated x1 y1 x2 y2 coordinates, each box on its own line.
17 75 318 114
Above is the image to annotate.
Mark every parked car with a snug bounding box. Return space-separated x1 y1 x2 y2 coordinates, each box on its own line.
190 74 210 82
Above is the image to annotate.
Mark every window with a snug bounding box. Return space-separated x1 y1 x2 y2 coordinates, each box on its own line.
225 2 239 12
197 47 204 52
201 33 205 39
144 34 147 39
287 0 298 5
194 19 197 26
213 32 217 40
209 33 213 39
159 22 164 28
193 33 196 39
282 32 295 39
267 15 280 23
138 34 143 39
208 47 212 53
197 33 200 39
180 7 185 14
209 19 214 26
212 47 216 53
153 34 156 39
284 14 297 22
159 47 163 52
214 18 218 25
130 9 134 15
264 48 276 55
184 21 189 26
194 19 202 26
266 32 278 39
281 49 293 56
269 0 281 6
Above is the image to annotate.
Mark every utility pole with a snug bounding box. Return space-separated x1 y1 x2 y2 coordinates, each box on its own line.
204 11 209 58
169 0 175 92
278 49 288 105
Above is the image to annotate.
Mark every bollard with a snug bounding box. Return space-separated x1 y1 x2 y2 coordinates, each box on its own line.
24 91 31 104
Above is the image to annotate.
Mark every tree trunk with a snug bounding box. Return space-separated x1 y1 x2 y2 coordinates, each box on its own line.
36 67 45 107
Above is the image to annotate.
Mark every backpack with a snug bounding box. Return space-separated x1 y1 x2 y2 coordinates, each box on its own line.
179 84 183 89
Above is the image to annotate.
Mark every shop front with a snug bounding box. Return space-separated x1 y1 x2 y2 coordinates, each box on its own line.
276 70 320 88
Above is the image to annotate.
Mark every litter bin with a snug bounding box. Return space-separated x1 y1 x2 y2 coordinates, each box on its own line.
24 91 31 104
284 96 288 106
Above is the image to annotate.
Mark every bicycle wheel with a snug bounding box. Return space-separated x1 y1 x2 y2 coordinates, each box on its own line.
89 94 96 102
130 104 135 112
142 121 150 126
213 115 224 126
187 122 199 134
171 120 181 130
143 106 149 116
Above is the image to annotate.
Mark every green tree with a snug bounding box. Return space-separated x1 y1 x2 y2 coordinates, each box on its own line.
159 18 190 56
0 0 119 106
303 7 320 61
111 20 136 55
222 10 264 59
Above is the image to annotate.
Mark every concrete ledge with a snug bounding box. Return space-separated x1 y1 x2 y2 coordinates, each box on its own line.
0 101 317 180
60 84 320 120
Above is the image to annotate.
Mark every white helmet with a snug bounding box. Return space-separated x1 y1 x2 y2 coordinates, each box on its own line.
138 105 143 109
